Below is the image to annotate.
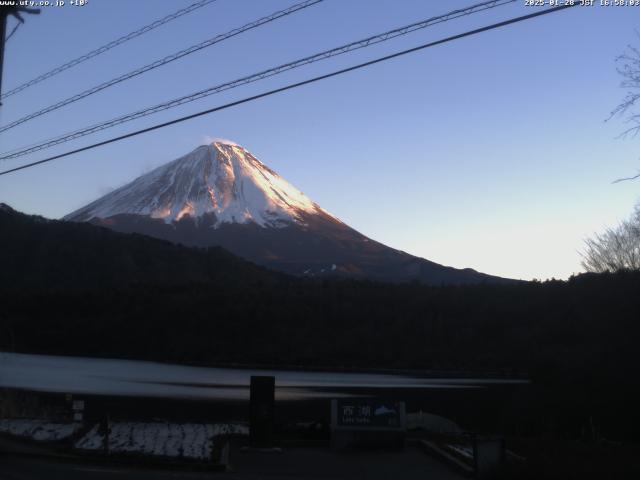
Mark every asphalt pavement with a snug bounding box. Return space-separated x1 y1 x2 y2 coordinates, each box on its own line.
0 455 214 480
0 447 465 480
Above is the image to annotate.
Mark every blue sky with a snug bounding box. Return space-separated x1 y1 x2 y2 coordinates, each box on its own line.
1 0 638 280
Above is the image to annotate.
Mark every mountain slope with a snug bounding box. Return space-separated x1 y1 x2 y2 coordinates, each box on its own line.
67 140 335 228
65 140 508 285
0 203 283 291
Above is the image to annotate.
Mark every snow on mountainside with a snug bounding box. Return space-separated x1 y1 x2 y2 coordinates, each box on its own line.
65 140 337 228
64 139 510 285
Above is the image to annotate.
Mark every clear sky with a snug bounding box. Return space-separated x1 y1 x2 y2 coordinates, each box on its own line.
1 0 638 281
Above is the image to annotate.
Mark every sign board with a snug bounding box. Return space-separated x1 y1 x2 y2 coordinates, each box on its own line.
330 399 406 450
72 400 85 411
336 399 403 428
73 412 83 422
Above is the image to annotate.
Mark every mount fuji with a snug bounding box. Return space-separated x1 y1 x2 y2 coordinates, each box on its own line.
65 140 505 284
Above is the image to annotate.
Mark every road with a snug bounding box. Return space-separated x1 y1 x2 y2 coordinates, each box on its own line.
0 455 215 480
0 447 465 480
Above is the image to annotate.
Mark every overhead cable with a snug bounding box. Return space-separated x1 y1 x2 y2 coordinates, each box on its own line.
1 0 220 100
0 4 579 177
0 0 515 159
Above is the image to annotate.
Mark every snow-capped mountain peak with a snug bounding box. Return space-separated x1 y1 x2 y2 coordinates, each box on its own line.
65 141 336 228
63 139 508 285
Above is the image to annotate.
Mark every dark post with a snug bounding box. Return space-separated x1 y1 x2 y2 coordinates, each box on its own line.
0 9 7 101
249 375 275 448
99 413 111 455
0 6 40 104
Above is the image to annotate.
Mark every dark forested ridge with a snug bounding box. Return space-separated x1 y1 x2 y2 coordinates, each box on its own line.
0 203 285 290
2 204 640 441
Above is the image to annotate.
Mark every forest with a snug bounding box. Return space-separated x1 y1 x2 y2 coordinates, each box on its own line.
1 204 639 442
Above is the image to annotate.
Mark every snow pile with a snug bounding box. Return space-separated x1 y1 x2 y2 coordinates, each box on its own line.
65 141 339 228
75 422 248 460
0 418 82 442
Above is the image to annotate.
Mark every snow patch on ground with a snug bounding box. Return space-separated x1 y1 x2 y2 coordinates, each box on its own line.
0 418 82 442
75 422 248 460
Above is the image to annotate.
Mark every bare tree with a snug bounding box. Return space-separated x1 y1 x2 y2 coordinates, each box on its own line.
583 40 640 272
610 41 640 182
581 205 640 272
611 42 640 135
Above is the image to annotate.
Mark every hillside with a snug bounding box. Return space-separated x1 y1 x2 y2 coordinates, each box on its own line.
0 203 285 290
64 141 509 285
2 203 640 442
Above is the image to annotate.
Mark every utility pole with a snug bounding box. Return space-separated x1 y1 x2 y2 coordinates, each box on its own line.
0 6 40 105
0 8 7 102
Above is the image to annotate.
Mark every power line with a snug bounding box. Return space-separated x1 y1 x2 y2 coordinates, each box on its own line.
5 21 19 43
0 0 323 134
1 6 40 103
0 0 516 160
0 0 219 101
0 4 579 178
